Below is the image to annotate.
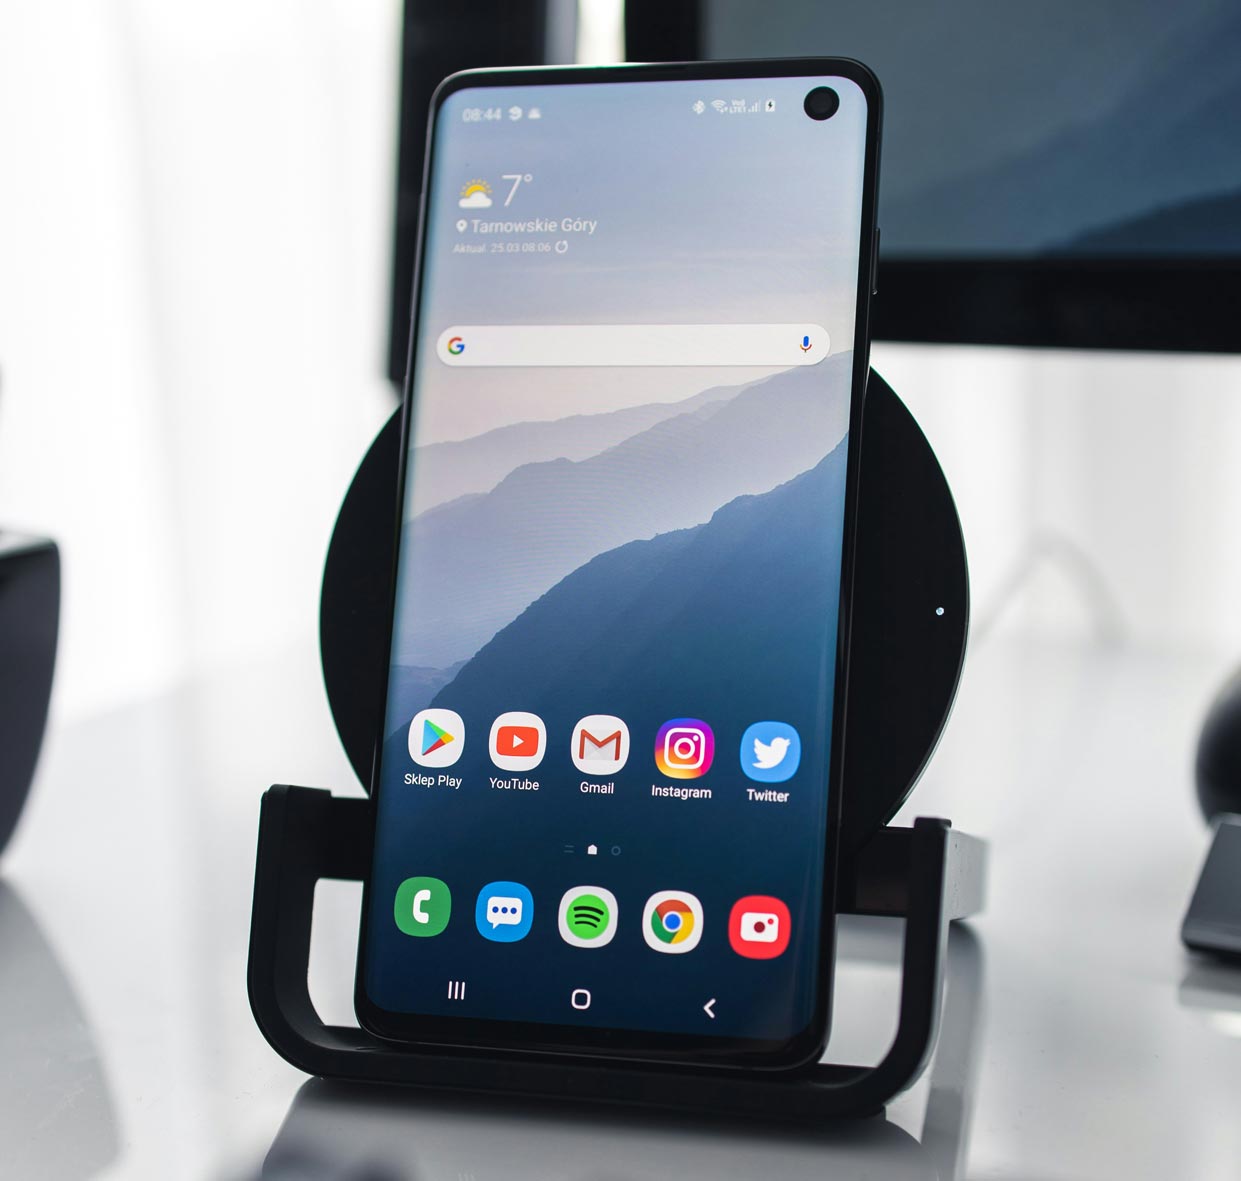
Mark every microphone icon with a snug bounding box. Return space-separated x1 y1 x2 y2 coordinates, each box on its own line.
799 335 812 352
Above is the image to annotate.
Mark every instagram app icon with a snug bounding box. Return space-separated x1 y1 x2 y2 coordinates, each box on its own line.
654 719 715 779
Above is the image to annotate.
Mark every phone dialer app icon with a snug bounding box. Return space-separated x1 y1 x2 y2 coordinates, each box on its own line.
475 881 534 942
489 711 546 771
572 715 630 776
740 721 801 783
558 886 618 948
409 709 464 768
728 895 791 959
394 876 451 937
654 719 715 779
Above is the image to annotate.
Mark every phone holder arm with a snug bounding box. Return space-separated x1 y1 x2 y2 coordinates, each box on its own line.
247 784 984 1118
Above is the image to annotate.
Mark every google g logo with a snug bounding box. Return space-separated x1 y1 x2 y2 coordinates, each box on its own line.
446 335 465 355
643 891 704 954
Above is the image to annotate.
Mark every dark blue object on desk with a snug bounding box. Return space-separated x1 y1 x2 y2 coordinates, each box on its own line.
0 533 59 857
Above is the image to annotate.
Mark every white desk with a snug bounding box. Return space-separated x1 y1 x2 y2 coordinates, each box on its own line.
3 636 1240 1178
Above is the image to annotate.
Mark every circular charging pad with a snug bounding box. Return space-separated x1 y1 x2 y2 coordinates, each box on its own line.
320 370 968 853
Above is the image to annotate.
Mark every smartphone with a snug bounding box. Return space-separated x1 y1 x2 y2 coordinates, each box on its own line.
356 59 881 1070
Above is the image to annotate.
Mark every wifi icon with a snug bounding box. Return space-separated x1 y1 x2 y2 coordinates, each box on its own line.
710 99 728 113
559 886 618 948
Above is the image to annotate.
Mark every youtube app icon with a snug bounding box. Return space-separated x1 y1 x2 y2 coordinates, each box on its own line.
496 726 539 758
488 712 547 772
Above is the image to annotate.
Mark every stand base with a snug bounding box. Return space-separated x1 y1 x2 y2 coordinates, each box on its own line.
248 785 984 1120
1182 813 1241 959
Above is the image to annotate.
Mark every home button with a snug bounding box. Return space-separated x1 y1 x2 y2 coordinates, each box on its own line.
570 988 591 1011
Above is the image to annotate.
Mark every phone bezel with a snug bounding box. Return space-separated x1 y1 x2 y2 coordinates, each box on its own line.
355 57 882 1071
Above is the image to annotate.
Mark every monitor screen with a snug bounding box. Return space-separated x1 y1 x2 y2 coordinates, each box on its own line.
626 0 1241 352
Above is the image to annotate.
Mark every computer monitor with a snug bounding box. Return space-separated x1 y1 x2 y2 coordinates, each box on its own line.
626 0 1241 353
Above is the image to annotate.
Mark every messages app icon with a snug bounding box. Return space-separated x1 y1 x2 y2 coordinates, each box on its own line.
740 721 801 783
475 881 534 943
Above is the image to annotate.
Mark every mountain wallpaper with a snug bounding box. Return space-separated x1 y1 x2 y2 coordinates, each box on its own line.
432 439 846 728
410 380 740 513
876 2 1241 254
389 352 852 696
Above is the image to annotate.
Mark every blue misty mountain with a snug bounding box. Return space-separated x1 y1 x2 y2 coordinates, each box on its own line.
396 353 852 670
387 661 465 724
1053 186 1241 254
411 382 739 513
883 6 1241 253
431 439 847 732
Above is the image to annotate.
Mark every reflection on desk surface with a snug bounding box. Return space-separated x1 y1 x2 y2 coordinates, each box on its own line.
1179 958 1241 1041
0 880 119 1180
263 1080 934 1181
260 924 983 1181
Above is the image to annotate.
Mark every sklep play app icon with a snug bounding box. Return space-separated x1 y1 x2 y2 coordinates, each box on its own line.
408 708 465 768
643 891 704 954
740 721 801 783
728 895 791 959
489 711 546 771
571 715 630 776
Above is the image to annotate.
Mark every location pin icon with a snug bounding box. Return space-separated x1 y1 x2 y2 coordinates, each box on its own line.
456 219 468 232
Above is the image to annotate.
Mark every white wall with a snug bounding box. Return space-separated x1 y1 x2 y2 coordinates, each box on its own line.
878 343 1241 654
0 1 399 720
3 2 1240 727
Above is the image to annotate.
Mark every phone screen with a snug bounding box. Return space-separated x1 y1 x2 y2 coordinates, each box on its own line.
359 64 878 1065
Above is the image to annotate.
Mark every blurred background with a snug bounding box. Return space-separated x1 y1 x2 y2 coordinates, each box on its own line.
4 0 1241 731
4 3 1241 1177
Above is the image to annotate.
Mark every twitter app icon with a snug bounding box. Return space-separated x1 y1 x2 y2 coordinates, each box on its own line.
740 722 801 783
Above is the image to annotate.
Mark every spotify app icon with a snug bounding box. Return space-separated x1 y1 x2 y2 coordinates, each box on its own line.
558 886 618 948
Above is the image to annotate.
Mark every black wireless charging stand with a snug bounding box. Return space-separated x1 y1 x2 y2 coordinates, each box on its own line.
247 369 985 1119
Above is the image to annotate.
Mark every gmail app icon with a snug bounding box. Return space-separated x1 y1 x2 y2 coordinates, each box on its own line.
571 715 630 776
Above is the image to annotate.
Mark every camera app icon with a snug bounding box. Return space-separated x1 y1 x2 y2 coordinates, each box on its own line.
654 719 715 779
729 895 791 959
739 911 780 942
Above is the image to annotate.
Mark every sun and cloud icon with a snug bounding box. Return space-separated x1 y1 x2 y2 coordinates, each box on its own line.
458 179 493 209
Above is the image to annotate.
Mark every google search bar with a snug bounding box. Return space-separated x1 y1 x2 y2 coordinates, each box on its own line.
435 324 829 367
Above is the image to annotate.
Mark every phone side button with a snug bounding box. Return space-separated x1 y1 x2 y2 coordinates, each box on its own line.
872 226 880 296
